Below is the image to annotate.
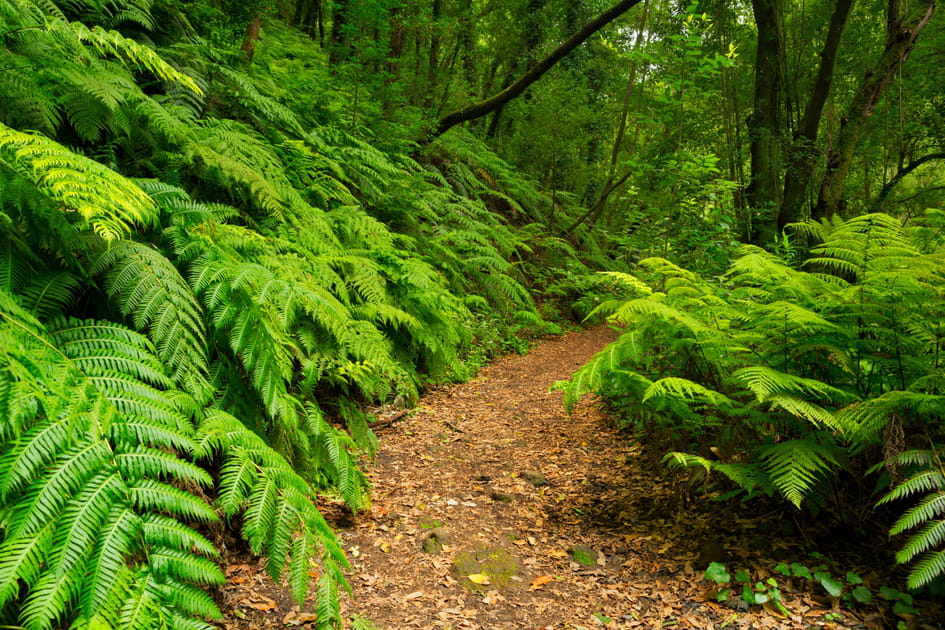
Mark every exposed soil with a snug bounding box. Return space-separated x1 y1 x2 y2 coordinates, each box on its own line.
218 325 944 630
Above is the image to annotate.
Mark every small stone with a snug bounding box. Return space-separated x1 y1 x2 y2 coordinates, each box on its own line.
490 491 513 503
520 471 548 487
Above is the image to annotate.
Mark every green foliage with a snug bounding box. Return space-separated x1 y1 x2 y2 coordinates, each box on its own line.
560 213 945 590
703 563 788 615
878 446 945 589
0 2 571 628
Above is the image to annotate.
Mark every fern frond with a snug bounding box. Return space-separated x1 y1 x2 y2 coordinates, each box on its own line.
643 377 734 407
761 439 840 508
663 452 772 496
0 122 157 240
903 550 945 590
92 240 211 399
199 409 349 607
65 20 202 95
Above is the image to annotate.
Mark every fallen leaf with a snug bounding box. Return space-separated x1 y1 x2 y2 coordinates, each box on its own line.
403 591 424 600
529 575 555 590
283 611 317 626
242 598 277 611
482 590 505 605
466 573 491 585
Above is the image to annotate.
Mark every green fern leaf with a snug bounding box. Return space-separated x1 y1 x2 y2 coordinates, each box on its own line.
0 122 158 240
761 439 840 508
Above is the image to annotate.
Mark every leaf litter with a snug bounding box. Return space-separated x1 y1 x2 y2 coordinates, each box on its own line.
217 325 943 629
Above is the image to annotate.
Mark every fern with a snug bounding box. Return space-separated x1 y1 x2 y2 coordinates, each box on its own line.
563 216 945 520
0 305 223 630
197 409 349 602
879 446 945 589
0 122 157 240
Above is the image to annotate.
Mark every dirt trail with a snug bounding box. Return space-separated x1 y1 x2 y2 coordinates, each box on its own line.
340 325 631 627
223 326 918 629
335 324 728 630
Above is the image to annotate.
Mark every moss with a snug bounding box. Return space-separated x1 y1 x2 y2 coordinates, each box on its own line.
451 544 521 592
419 517 445 529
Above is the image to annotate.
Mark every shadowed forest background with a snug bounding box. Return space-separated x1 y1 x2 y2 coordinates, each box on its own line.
1 0 945 628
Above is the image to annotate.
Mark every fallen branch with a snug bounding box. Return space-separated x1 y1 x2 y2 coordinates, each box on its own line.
368 408 409 429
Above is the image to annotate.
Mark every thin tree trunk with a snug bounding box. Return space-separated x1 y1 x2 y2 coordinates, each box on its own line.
778 0 855 229
240 16 262 63
431 0 644 139
815 1 935 219
746 0 785 243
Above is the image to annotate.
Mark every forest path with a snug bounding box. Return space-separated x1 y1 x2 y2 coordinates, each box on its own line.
218 326 888 629
330 325 760 630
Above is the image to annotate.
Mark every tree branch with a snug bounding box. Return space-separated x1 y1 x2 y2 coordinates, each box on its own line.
431 0 644 139
873 151 945 208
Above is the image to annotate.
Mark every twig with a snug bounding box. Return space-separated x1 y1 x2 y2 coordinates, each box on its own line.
368 409 409 429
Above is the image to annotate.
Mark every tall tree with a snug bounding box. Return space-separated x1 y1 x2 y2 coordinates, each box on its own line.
778 0 855 229
745 0 785 241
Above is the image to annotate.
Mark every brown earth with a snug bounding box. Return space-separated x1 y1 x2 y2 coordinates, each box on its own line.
218 325 943 630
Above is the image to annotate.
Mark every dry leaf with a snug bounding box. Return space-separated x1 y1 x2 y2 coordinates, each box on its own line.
529 575 555 591
242 598 277 611
283 611 318 626
466 573 491 585
403 591 424 600
482 590 505 605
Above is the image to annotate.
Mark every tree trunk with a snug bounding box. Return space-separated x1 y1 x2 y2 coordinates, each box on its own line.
814 1 935 219
746 0 785 243
778 0 855 229
431 0 644 139
240 16 262 63
387 5 405 79
328 0 349 67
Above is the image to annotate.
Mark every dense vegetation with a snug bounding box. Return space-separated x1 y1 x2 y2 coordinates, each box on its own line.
1 0 944 628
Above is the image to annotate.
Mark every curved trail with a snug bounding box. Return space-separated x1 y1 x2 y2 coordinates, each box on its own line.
338 325 717 629
221 325 891 629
